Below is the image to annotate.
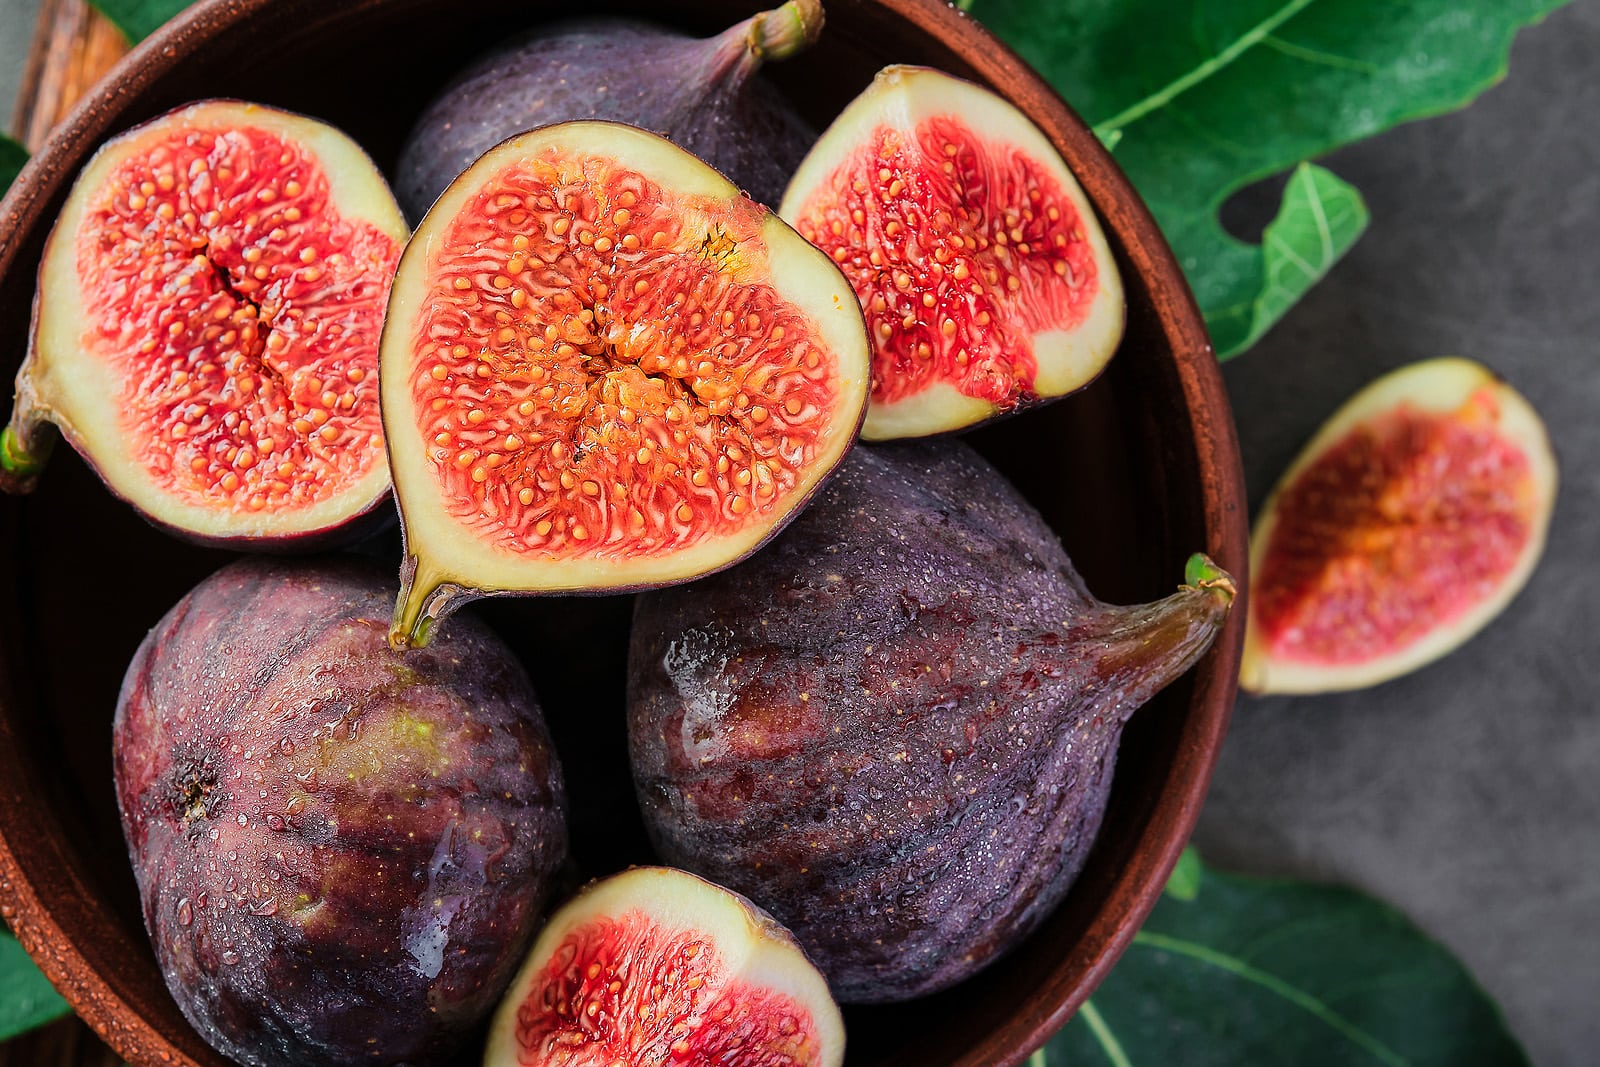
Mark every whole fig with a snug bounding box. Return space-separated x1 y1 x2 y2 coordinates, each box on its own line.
393 0 823 222
113 557 568 1066
628 442 1234 1002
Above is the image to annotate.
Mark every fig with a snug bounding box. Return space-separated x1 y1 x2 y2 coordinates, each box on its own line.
781 66 1126 440
1241 356 1558 695
382 120 870 649
627 441 1235 1002
1 100 407 547
394 0 823 222
484 866 844 1067
114 557 569 1066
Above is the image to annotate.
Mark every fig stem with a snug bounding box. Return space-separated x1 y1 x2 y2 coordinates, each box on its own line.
0 414 56 496
1183 552 1237 600
1091 556 1237 720
749 0 824 62
390 558 472 650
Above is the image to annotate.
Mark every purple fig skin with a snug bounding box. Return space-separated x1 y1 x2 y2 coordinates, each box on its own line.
394 7 820 223
113 557 569 1066
627 441 1234 1003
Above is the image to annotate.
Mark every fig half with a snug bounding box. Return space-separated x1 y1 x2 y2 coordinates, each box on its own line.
485 866 844 1067
1241 357 1558 695
781 66 1125 440
382 121 870 649
2 100 407 547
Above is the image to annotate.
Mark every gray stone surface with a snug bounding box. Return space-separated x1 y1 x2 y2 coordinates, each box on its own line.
0 0 1594 1064
1195 3 1600 1065
1 0 41 137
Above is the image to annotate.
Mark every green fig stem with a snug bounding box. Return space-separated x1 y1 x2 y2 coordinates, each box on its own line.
390 557 474 650
0 406 57 496
748 0 824 62
1091 555 1238 720
1183 552 1238 599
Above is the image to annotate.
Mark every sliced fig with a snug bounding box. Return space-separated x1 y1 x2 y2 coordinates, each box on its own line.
484 866 844 1067
115 557 568 1067
382 121 870 649
628 441 1235 1001
395 1 822 224
2 100 407 547
780 65 1125 440
1241 357 1557 695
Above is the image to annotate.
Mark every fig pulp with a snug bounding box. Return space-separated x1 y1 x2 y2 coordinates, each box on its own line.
485 866 844 1067
394 0 823 222
782 66 1126 440
114 557 568 1066
628 442 1235 1001
1241 357 1558 694
2 100 406 547
382 121 870 649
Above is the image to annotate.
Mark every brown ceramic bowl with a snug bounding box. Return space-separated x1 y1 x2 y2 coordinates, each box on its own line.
0 1 1246 1064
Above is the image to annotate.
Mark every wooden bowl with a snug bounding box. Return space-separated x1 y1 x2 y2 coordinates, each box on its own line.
0 1 1246 1064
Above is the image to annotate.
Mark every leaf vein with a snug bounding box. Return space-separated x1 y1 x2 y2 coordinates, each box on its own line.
1092 0 1321 138
1132 930 1411 1066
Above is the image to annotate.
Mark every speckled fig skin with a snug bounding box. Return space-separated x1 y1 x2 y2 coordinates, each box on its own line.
393 4 820 223
113 557 568 1066
627 442 1234 1002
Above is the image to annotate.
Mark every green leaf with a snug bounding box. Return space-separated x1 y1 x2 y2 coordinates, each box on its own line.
0 929 70 1041
968 0 1570 356
1208 162 1369 353
1163 844 1203 902
87 0 191 43
0 135 27 200
1043 853 1529 1066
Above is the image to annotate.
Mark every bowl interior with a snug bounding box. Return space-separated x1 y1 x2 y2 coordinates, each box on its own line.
0 1 1244 1065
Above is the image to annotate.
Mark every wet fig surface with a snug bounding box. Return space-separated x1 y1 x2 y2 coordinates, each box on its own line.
394 0 822 222
112 557 568 1066
628 442 1234 1002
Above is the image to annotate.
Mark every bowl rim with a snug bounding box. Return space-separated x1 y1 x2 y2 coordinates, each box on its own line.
0 1 1247 1064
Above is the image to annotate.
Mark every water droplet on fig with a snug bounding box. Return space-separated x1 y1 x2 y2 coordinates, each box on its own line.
177 898 194 926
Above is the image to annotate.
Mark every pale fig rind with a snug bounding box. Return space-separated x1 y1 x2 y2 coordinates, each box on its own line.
627 442 1234 1001
1241 356 1558 695
382 120 871 649
484 866 845 1067
4 99 407 548
780 65 1125 440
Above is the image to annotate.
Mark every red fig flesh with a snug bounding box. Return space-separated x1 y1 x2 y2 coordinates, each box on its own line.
485 867 844 1067
382 121 870 648
627 442 1234 1001
1242 357 1558 694
2 100 406 547
781 66 1125 439
394 1 823 221
113 557 568 1066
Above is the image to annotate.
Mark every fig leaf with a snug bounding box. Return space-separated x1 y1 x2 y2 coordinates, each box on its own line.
1039 851 1530 1066
0 136 24 197
966 0 1570 358
0 929 70 1041
85 0 187 44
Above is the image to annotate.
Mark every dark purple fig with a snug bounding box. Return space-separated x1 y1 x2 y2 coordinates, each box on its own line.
113 557 568 1066
393 0 823 222
627 441 1235 1002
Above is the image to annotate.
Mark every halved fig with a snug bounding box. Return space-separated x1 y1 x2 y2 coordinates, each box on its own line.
1242 357 1558 695
382 121 870 648
780 65 1124 440
2 100 407 547
484 866 844 1067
